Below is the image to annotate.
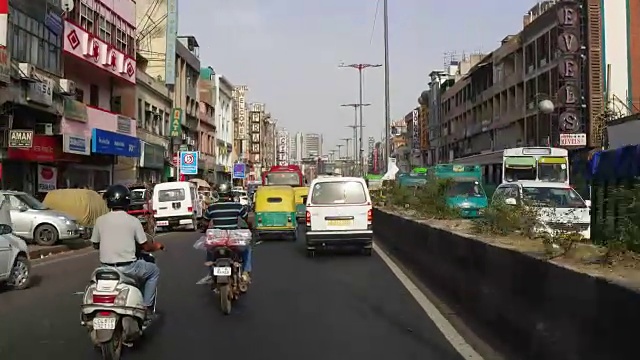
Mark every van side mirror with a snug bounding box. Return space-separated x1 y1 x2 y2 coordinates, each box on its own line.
505 198 517 206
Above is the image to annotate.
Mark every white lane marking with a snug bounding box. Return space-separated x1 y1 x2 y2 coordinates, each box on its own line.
33 232 173 268
373 242 484 359
195 275 211 285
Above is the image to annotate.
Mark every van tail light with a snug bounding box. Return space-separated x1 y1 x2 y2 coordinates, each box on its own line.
93 294 116 304
306 211 311 226
188 206 193 212
367 209 372 224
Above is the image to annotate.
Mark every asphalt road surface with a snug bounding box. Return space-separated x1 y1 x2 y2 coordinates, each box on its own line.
0 229 471 360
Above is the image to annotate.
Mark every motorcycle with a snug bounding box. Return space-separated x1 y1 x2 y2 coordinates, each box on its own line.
198 229 251 315
80 252 158 360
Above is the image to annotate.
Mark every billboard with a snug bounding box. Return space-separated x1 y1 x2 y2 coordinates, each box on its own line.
164 0 178 85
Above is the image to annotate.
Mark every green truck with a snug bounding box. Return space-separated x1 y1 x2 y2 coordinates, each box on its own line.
433 164 488 218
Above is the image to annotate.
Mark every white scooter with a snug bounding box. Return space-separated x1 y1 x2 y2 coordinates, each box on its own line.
80 253 158 360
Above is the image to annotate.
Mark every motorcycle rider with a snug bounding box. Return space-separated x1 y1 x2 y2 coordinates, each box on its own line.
202 182 253 284
91 184 164 318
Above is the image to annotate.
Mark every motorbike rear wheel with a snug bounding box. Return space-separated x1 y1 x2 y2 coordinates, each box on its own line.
99 327 123 360
219 284 232 315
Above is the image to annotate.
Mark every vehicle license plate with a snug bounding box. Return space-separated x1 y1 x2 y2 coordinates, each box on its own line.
327 219 352 226
157 221 169 226
213 267 232 276
93 317 117 330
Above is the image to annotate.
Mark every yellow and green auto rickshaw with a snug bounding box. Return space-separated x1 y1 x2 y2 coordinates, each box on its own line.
254 186 297 240
293 186 309 224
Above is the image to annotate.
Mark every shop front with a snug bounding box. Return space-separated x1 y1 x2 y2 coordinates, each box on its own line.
91 129 141 185
139 142 165 183
2 133 60 196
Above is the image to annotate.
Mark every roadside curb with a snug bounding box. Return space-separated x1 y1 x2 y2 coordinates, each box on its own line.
28 241 92 259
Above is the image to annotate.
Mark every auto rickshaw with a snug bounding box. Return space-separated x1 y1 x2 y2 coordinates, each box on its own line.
293 186 309 224
254 186 296 240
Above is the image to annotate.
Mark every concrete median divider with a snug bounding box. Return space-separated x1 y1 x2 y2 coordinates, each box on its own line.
28 239 92 259
373 208 640 360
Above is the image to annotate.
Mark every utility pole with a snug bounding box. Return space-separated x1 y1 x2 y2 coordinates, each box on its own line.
340 138 351 159
383 0 391 172
336 144 343 159
339 63 380 176
340 103 370 169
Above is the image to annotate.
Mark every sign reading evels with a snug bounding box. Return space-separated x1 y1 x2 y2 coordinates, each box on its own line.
63 20 136 84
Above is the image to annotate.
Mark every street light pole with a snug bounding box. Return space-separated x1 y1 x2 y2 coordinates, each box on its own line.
336 144 343 159
383 0 391 172
339 63 380 175
340 138 351 159
341 103 370 173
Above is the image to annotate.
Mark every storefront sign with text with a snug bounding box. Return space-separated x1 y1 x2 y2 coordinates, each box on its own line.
63 20 136 84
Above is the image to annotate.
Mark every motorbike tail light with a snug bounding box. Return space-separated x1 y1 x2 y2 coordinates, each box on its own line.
188 206 193 212
367 209 372 224
306 211 311 226
93 294 116 304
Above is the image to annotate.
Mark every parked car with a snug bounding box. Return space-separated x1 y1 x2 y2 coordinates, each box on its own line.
3 190 81 246
0 223 31 290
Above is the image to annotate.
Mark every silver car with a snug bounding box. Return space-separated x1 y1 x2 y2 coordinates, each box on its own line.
2 191 81 246
0 223 31 290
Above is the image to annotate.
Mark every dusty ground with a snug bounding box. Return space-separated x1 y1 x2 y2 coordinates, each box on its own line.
383 207 640 290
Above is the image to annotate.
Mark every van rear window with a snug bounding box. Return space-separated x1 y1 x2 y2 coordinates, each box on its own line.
310 181 367 205
158 189 185 202
267 197 282 203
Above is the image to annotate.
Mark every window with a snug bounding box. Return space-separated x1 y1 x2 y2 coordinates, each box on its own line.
89 84 99 107
310 181 367 205
116 28 126 55
137 99 143 124
75 88 85 102
8 7 62 75
158 189 185 202
80 3 94 33
98 15 111 44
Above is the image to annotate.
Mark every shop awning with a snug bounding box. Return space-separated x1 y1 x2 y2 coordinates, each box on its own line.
504 156 536 168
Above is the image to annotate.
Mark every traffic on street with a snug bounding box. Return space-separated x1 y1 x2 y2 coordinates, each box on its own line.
0 229 475 360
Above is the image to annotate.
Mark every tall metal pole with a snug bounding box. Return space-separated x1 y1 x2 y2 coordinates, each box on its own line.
340 138 351 159
340 103 370 167
383 0 391 172
358 68 364 175
336 144 343 159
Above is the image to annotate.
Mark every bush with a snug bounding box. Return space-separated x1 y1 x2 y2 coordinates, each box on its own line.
471 196 540 237
383 179 458 219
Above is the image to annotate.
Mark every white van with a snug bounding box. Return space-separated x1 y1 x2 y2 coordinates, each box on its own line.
305 176 373 256
152 181 201 231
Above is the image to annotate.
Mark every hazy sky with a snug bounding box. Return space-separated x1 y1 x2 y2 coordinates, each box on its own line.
178 0 532 154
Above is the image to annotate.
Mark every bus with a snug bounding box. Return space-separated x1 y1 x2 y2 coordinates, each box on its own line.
261 165 304 186
503 147 569 185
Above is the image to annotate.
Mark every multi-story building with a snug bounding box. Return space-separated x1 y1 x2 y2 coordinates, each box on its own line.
303 133 322 158
276 128 289 165
60 0 139 186
426 0 601 184
0 1 66 192
289 132 303 163
197 67 217 182
135 62 173 183
213 72 235 183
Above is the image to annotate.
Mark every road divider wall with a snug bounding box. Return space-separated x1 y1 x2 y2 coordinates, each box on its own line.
373 208 640 360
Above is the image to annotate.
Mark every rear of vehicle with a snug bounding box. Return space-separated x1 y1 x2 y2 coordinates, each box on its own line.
152 182 196 230
305 177 373 254
293 187 309 223
435 164 488 218
254 186 296 240
127 186 150 222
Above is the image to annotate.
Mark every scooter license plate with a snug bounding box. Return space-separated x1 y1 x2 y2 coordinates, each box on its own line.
157 221 169 226
213 267 232 276
93 317 117 330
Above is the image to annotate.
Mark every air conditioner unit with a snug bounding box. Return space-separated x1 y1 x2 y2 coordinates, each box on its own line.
18 63 35 79
58 79 76 95
35 123 54 135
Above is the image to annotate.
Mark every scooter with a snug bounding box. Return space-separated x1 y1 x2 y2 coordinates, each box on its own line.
80 253 158 360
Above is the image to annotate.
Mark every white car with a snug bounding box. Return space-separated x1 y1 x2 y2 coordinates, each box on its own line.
492 181 591 239
305 176 373 256
0 223 31 290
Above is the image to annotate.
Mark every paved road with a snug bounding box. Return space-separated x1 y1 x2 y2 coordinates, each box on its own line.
0 229 467 360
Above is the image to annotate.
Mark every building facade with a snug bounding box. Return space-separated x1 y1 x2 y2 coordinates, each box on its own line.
197 67 216 182
303 133 322 158
135 64 172 183
276 128 289 165
262 118 276 169
213 72 234 182
289 132 303 163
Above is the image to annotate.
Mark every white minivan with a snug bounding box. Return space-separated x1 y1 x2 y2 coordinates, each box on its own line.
305 176 373 256
152 181 201 231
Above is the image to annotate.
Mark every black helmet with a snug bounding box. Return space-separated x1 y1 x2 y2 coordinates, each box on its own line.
217 182 232 195
104 184 131 210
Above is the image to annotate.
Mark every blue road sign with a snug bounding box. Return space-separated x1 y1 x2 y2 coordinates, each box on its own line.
179 151 198 175
232 163 246 179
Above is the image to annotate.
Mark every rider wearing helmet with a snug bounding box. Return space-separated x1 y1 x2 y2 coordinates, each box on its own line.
203 182 253 284
91 184 164 317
